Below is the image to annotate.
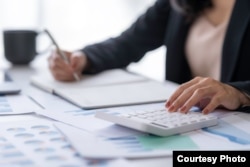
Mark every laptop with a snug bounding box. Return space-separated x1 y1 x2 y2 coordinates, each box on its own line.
0 71 21 95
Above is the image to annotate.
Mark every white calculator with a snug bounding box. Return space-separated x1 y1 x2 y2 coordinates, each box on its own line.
95 108 218 136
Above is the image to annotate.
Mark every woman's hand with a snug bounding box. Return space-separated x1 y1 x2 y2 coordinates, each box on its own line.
166 77 250 114
48 50 88 81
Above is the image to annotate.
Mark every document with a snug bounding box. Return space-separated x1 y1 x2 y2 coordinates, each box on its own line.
201 113 250 145
54 122 172 158
28 86 81 111
0 120 131 167
0 120 85 167
30 69 177 109
54 113 250 159
35 103 166 137
0 94 41 115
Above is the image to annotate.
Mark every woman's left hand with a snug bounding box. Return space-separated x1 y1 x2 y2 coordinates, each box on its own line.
166 77 250 114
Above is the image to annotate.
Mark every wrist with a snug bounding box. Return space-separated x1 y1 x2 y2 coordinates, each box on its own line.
81 52 91 71
72 51 91 72
239 91 250 107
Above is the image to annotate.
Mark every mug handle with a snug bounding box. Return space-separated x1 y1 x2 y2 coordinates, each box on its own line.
35 30 53 55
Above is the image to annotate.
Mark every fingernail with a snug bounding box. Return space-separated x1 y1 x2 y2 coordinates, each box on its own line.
168 105 174 112
202 109 209 115
180 106 186 112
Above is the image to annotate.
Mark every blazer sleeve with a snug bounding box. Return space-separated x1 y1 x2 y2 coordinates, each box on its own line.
81 0 171 73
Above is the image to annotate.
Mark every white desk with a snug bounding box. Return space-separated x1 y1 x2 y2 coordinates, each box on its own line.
0 56 250 167
1 55 172 166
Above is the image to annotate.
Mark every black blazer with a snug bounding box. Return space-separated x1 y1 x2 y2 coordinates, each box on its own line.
82 0 250 111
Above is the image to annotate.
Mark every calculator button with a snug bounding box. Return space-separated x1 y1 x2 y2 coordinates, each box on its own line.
151 122 169 128
129 116 152 124
95 108 218 137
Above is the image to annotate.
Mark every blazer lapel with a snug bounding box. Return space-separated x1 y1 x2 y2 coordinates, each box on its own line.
221 0 250 82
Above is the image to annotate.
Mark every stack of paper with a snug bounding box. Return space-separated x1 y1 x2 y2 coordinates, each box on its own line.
54 113 250 159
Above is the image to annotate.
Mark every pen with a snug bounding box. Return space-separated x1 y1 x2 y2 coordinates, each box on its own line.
44 29 80 81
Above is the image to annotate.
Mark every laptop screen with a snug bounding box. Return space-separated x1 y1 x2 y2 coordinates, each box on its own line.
0 71 21 94
1 71 12 82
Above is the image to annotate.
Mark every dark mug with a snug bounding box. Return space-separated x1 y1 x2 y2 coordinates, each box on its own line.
3 30 42 65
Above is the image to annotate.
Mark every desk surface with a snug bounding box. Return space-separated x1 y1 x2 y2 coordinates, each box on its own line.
2 54 250 166
0 55 172 167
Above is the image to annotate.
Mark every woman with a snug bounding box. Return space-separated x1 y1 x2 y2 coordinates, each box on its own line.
48 0 250 114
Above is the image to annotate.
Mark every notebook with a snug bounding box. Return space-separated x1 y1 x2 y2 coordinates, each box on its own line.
30 69 177 109
30 69 147 93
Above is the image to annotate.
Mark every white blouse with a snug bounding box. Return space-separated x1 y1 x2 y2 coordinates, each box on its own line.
185 15 230 81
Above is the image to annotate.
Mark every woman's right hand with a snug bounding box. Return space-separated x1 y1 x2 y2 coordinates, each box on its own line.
48 50 88 81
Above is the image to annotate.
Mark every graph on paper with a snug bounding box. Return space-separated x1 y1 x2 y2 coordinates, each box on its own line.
0 96 12 113
0 120 123 167
0 95 41 115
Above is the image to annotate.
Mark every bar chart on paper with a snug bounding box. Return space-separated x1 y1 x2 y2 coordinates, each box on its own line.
202 114 250 145
0 120 85 167
56 121 250 159
0 120 131 167
103 134 198 154
0 96 12 113
37 103 250 158
55 122 201 158
36 103 173 134
0 95 41 115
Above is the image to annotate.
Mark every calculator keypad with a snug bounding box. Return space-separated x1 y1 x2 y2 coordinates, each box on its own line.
122 109 217 129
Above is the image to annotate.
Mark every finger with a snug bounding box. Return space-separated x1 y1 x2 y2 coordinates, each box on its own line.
50 58 72 75
180 87 215 113
52 70 75 81
51 49 72 65
167 84 199 112
52 51 74 71
49 59 74 81
196 98 211 109
166 77 202 108
202 95 221 114
48 49 76 81
70 52 86 72
49 51 65 66
70 54 80 71
167 78 209 112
